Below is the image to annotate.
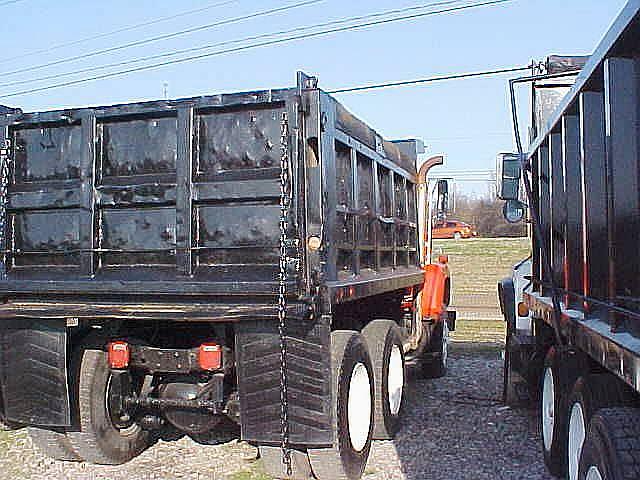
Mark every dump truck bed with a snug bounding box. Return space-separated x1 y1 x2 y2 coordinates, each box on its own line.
0 89 300 297
0 79 423 312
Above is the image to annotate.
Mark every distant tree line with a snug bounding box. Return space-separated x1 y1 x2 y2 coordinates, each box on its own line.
450 195 527 238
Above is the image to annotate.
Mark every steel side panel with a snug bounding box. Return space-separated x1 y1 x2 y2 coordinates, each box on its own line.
549 132 565 289
604 58 640 302
579 92 609 303
538 144 551 295
562 115 583 303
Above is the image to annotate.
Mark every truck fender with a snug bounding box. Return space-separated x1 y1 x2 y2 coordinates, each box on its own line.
498 277 516 328
420 264 449 320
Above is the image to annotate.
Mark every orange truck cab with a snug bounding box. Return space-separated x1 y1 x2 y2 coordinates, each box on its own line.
416 157 456 351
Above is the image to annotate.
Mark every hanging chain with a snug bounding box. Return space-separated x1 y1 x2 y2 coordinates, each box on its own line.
0 139 10 272
278 111 293 477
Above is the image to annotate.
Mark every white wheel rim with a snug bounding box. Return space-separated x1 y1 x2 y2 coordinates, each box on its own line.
542 367 555 451
586 466 603 480
568 402 586 480
442 322 449 368
388 345 404 416
348 363 371 452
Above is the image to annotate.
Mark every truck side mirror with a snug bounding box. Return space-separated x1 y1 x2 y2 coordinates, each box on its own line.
496 153 522 201
436 179 450 215
503 199 526 223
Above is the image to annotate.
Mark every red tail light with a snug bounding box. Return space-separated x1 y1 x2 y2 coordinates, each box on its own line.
198 342 222 371
107 341 130 369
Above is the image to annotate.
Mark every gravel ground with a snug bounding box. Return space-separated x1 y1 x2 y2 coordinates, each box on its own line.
366 345 553 480
0 343 553 480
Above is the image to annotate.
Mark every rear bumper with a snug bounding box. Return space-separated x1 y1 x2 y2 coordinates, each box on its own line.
0 300 309 323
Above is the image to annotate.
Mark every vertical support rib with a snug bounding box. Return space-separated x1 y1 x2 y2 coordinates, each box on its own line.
319 94 337 282
538 142 551 295
604 58 640 303
390 171 396 269
562 114 583 307
531 150 540 293
549 131 566 293
372 160 381 271
301 88 325 294
176 107 194 276
79 113 97 276
579 91 609 305
0 122 9 278
350 146 360 275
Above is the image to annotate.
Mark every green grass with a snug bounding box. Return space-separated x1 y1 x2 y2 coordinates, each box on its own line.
434 237 530 348
228 462 271 480
452 319 505 344
433 237 530 296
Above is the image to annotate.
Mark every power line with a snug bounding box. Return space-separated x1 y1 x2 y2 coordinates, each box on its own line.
0 0 23 7
0 0 517 99
0 0 241 65
328 65 530 94
0 0 324 78
0 0 470 89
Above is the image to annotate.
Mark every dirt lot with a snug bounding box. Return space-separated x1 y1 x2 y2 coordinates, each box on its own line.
0 237 551 480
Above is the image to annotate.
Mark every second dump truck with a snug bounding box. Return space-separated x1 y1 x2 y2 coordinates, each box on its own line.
498 2 640 479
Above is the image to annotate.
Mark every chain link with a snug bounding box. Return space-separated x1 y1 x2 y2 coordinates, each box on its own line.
278 111 293 477
0 140 10 273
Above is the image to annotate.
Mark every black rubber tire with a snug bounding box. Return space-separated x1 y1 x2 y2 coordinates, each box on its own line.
421 321 448 379
361 319 405 440
567 375 636 480
259 446 314 480
541 347 586 478
28 427 82 461
578 408 640 480
67 347 151 465
308 331 374 480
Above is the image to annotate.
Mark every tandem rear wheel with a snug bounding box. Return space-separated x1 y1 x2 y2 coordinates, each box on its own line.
541 347 587 478
567 374 635 480
66 342 153 465
261 330 375 480
578 408 640 480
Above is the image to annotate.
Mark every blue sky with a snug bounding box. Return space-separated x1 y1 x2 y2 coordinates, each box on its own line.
0 0 628 192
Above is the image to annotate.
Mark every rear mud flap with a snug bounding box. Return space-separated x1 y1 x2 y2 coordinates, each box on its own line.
236 315 333 447
0 319 70 426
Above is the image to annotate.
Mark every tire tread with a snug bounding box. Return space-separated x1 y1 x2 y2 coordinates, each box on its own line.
579 407 640 480
362 319 404 440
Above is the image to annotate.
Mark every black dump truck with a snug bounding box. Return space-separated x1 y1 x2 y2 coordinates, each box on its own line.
498 2 640 479
0 72 454 480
